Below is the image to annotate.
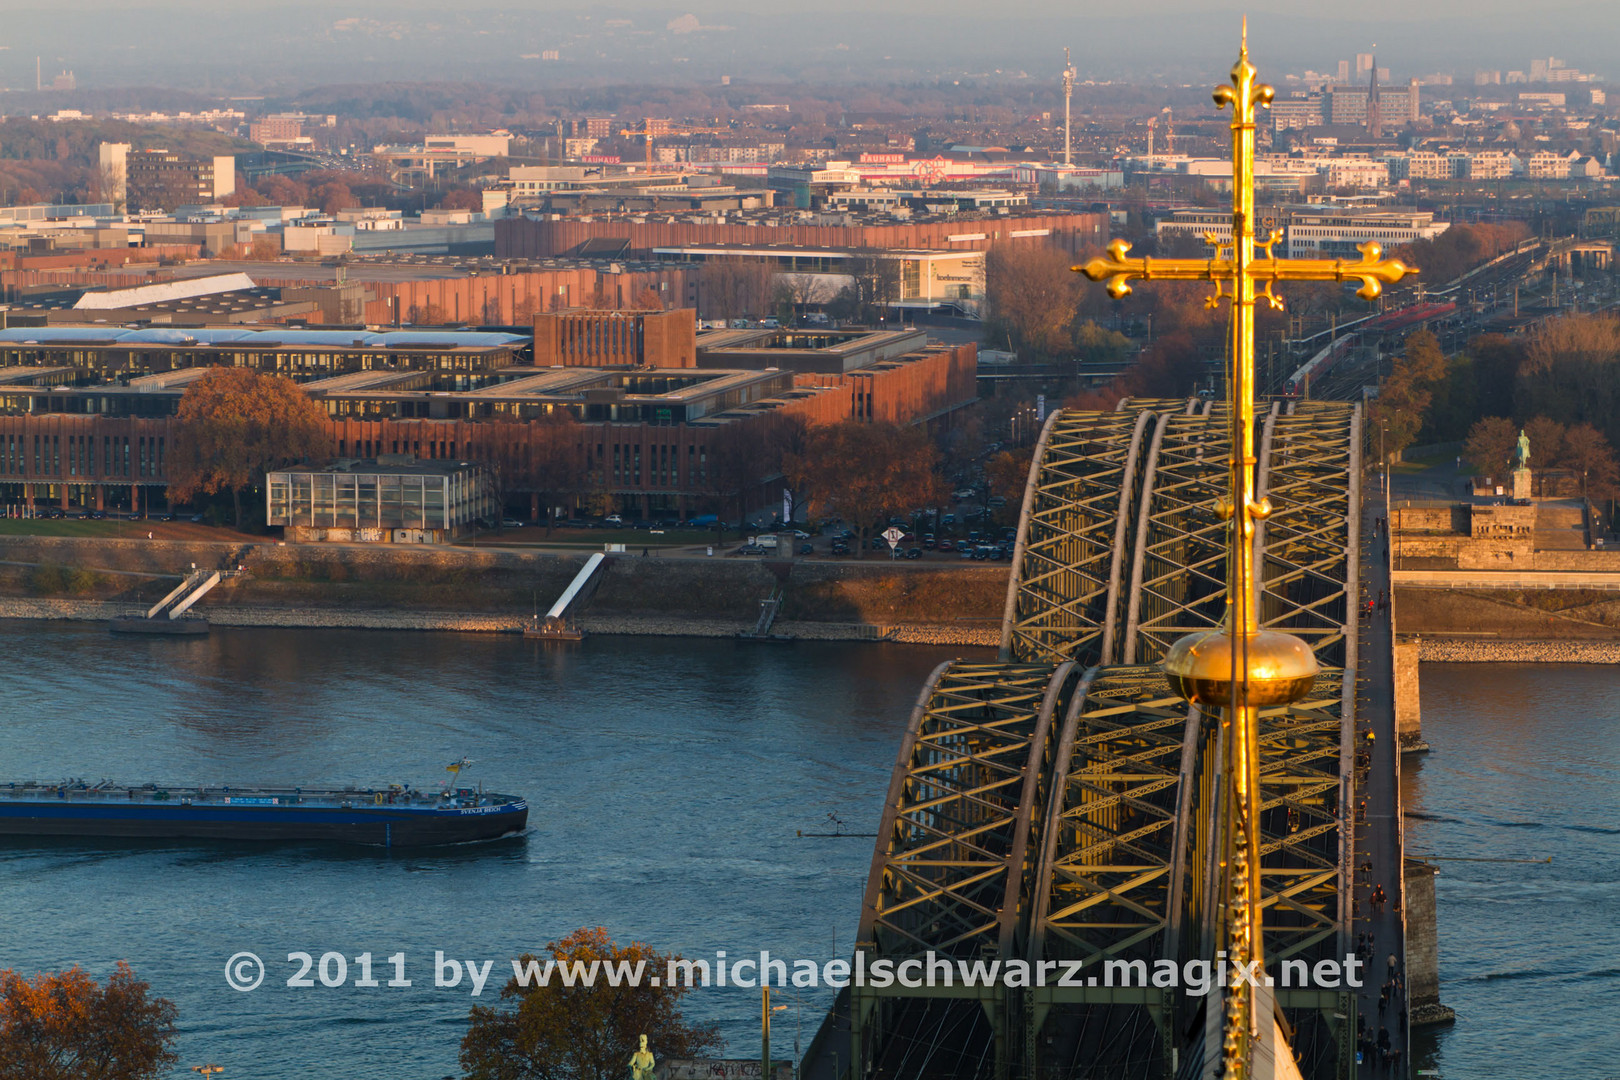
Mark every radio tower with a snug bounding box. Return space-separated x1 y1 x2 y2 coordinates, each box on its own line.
1062 48 1076 165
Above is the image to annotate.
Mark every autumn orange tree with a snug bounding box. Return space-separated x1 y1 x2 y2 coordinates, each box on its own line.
461 927 721 1080
1370 330 1448 463
987 447 1034 503
785 420 945 556
487 415 585 532
983 243 1083 360
1462 415 1518 476
167 367 331 527
1463 414 1620 496
0 961 178 1080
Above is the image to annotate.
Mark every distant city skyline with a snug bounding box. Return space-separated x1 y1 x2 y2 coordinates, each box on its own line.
0 1 1616 93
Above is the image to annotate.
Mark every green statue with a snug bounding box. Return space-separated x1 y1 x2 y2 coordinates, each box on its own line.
629 1033 655 1080
1516 428 1531 469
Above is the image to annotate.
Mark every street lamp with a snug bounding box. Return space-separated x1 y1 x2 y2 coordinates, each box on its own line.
762 987 789 1080
1379 420 1387 497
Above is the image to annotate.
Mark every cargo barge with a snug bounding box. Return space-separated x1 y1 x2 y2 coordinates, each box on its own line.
0 780 527 847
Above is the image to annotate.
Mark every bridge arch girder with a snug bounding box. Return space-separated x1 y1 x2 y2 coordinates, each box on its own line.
835 400 1365 1080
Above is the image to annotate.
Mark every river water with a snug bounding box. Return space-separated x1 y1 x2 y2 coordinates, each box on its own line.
0 625 1608 1078
0 623 981 1078
1405 663 1620 1079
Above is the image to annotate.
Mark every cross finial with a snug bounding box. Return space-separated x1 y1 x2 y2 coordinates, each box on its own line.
1071 21 1418 1080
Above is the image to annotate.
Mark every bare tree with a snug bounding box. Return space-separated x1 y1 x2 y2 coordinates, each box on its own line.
774 273 836 323
698 257 774 323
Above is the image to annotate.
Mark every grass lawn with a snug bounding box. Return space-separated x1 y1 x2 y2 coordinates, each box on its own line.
456 526 712 549
0 519 259 542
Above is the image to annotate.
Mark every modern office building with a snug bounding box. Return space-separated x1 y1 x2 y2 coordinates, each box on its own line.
266 457 493 543
496 209 1110 260
1325 81 1421 127
1154 206 1448 258
124 151 236 212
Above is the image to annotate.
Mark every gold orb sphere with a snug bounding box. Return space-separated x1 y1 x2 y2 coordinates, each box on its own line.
1162 628 1319 707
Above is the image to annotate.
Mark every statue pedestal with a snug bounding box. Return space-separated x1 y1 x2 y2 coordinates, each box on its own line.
1512 468 1532 501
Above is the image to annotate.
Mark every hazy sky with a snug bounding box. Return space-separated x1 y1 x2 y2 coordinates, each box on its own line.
1 0 1616 93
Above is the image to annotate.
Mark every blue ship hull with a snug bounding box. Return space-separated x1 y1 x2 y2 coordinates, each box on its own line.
0 791 528 847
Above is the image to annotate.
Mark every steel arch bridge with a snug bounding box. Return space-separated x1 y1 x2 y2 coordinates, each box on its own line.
819 398 1363 1080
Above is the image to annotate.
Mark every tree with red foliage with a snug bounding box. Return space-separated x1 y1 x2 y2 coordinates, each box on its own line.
785 420 945 557
313 182 357 215
168 367 331 527
437 188 483 211
0 961 178 1080
461 928 720 1080
256 174 310 207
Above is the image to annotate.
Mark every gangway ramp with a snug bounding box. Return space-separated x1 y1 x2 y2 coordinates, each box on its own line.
112 568 220 636
526 552 606 639
144 570 222 620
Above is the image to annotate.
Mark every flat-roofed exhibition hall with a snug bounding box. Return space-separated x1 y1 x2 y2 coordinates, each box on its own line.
0 311 977 520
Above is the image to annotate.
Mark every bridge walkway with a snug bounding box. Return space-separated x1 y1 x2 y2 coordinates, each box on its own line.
1353 488 1408 1077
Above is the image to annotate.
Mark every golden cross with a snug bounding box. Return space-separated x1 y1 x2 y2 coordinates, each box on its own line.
1073 20 1417 1079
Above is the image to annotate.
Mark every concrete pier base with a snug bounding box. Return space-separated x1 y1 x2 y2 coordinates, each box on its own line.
1404 859 1456 1026
1394 638 1427 751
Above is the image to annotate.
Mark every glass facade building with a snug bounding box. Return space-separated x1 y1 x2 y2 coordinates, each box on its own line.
265 459 492 543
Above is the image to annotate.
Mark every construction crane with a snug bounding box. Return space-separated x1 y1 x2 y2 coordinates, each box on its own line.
620 125 656 168
619 121 729 169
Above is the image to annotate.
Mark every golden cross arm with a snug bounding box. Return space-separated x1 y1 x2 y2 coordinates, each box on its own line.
1074 237 1417 302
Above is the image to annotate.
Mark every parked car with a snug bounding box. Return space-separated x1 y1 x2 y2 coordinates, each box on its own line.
501 518 523 528
830 541 850 555
903 547 922 560
938 539 954 552
730 544 767 556
959 547 974 559
604 514 624 526
798 542 814 556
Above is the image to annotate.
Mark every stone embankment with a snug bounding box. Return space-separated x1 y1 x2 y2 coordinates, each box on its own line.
0 536 1010 646
0 599 1000 647
1417 638 1620 663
